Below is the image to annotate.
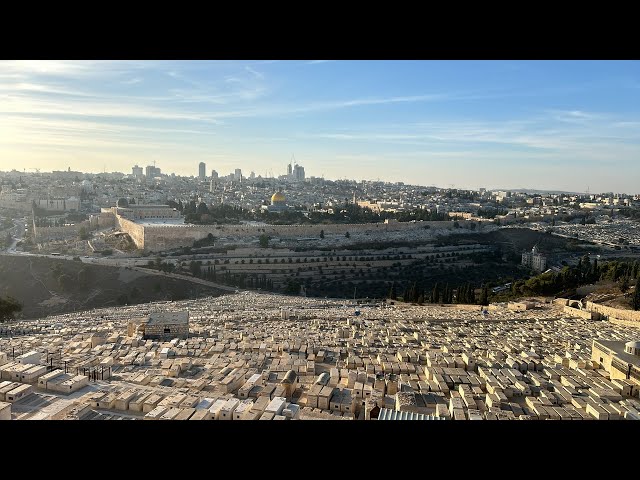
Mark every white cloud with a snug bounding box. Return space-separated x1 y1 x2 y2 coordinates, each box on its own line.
245 66 264 79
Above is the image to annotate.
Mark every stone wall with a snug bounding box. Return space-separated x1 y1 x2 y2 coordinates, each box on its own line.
115 216 476 252
553 298 569 307
116 216 146 249
585 301 640 324
145 220 465 251
141 224 210 251
563 305 595 320
210 220 458 238
88 213 116 230
144 323 189 340
33 213 115 243
33 220 89 242
0 199 31 212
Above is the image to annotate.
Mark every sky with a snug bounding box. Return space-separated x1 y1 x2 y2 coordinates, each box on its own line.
0 60 639 193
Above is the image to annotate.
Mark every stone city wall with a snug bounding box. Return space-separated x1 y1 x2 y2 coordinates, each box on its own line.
34 213 115 243
33 220 89 242
0 199 31 212
89 213 116 230
118 217 472 252
116 216 146 249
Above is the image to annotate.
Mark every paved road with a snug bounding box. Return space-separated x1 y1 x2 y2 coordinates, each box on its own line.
128 266 239 293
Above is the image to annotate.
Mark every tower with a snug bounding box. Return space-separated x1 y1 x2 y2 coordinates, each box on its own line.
199 162 206 180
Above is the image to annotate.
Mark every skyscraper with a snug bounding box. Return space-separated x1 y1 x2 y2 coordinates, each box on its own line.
293 164 305 182
145 165 161 178
132 165 143 178
199 162 206 180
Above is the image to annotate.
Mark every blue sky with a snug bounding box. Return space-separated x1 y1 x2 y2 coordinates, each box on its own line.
0 60 639 193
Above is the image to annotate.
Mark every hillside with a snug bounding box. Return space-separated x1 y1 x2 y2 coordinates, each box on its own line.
0 255 226 320
436 228 598 256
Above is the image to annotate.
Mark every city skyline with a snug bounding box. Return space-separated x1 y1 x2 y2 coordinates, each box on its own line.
1 60 640 193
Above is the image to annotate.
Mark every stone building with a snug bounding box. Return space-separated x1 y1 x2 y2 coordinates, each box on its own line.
132 311 190 340
521 245 547 272
592 339 640 388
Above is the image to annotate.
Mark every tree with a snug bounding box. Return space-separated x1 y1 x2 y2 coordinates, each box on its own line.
388 284 397 300
0 296 22 322
78 226 90 240
196 202 210 216
620 276 630 293
259 234 270 248
284 279 302 294
633 286 640 311
431 282 440 303
189 261 201 277
479 285 489 306
345 231 350 238
320 229 325 239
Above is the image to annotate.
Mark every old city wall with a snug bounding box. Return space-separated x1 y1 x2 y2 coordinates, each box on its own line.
116 216 146 249
0 199 31 212
33 220 90 242
88 213 116 230
209 220 459 238
140 220 464 252
142 225 210 251
585 301 640 324
33 212 116 243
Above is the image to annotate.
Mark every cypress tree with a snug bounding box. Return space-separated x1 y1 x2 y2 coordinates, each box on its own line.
479 285 489 306
432 282 440 304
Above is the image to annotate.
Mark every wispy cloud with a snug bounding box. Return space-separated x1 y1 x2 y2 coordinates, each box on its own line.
245 66 264 79
121 77 142 85
306 60 331 65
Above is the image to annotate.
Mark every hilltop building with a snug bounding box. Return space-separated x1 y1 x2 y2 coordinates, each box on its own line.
262 190 289 213
522 245 547 272
110 203 181 221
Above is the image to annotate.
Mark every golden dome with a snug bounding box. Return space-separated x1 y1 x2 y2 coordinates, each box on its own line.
271 191 286 203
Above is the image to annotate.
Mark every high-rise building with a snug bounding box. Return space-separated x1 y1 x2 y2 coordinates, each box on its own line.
234 169 242 182
199 162 206 180
293 164 305 182
145 165 161 178
287 163 292 176
211 170 218 180
132 165 143 178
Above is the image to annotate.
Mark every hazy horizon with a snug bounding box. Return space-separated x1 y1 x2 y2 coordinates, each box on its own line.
1 60 639 193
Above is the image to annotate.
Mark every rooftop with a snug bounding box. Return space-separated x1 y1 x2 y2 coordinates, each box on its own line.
595 340 640 366
147 311 189 326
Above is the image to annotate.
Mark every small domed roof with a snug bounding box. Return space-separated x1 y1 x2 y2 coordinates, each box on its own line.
271 191 286 203
281 369 297 384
